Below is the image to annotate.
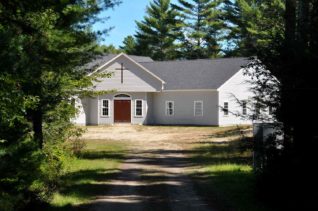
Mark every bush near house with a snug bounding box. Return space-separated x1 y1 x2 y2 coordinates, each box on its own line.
45 140 126 211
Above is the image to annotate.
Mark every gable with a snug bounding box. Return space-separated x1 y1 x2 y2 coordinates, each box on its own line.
217 68 253 100
93 55 163 92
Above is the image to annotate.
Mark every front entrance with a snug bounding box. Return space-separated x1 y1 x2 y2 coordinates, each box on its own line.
114 100 131 123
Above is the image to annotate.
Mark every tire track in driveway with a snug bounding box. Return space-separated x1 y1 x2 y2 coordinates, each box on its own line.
82 126 218 211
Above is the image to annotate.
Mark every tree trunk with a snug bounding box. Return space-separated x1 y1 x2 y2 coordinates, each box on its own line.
310 0 318 53
298 0 310 49
32 109 43 148
285 0 297 46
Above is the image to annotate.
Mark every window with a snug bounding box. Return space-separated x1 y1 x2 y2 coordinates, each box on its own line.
194 101 203 116
166 101 174 116
101 99 109 117
223 102 229 116
135 100 143 117
242 101 247 115
114 94 130 98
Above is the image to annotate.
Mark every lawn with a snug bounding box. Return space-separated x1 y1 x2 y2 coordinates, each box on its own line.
188 127 274 211
47 139 127 210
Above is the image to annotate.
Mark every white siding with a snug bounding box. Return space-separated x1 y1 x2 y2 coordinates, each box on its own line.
94 56 163 92
87 98 99 125
72 98 87 125
218 69 254 126
145 93 154 124
88 92 150 125
152 91 219 125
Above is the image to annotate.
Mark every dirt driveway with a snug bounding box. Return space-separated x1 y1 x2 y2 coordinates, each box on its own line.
80 125 243 211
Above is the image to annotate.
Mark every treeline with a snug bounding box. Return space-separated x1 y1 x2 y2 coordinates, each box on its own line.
0 0 120 210
120 0 284 60
1 0 318 210
249 0 318 209
123 0 318 209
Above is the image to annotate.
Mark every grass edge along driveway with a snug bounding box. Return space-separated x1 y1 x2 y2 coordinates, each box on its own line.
188 128 274 211
48 139 127 210
46 126 274 211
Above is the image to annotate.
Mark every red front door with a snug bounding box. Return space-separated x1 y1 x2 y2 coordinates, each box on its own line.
114 100 131 123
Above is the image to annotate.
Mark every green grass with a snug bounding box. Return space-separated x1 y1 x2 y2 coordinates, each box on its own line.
48 140 127 210
189 129 273 211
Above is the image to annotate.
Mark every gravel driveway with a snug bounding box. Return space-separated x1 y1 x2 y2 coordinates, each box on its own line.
79 125 239 211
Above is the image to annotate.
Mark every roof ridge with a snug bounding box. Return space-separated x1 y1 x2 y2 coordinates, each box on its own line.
100 53 152 58
139 57 248 64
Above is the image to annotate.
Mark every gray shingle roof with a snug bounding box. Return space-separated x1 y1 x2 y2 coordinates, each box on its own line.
86 54 153 70
140 57 249 90
88 54 249 90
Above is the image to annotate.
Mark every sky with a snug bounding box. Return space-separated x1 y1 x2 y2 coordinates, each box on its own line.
93 0 177 48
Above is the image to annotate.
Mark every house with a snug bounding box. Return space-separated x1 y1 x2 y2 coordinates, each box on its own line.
73 53 254 126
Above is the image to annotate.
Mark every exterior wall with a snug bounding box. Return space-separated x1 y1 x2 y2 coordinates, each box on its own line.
74 69 254 126
94 56 163 92
145 93 155 124
81 92 151 125
72 98 87 125
71 54 255 126
73 54 165 126
152 91 219 125
87 97 99 125
218 69 254 126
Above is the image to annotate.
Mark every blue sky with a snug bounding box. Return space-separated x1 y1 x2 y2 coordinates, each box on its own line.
93 0 177 48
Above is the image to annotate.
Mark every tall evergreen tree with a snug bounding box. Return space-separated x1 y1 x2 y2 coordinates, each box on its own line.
243 0 318 208
223 0 284 56
120 35 137 54
95 44 122 54
134 0 182 61
172 0 224 59
0 0 119 209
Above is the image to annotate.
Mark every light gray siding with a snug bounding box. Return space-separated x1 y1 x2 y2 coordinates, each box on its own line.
71 54 254 126
218 69 253 126
152 91 219 125
73 98 87 125
145 93 155 124
84 92 151 125
94 56 163 92
86 98 98 125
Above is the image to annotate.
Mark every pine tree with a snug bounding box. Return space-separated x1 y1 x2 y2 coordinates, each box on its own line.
120 36 137 54
0 0 119 209
172 0 224 59
96 44 122 54
134 0 182 60
243 0 318 208
223 0 284 56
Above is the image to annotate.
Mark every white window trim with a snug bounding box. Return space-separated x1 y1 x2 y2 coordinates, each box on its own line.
101 99 110 117
134 99 143 117
113 93 131 100
194 101 203 117
165 101 174 116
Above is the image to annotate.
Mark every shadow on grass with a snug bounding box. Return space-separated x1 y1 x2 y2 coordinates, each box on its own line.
32 127 271 211
79 150 126 160
192 137 254 166
36 148 126 211
188 136 275 211
203 126 251 139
